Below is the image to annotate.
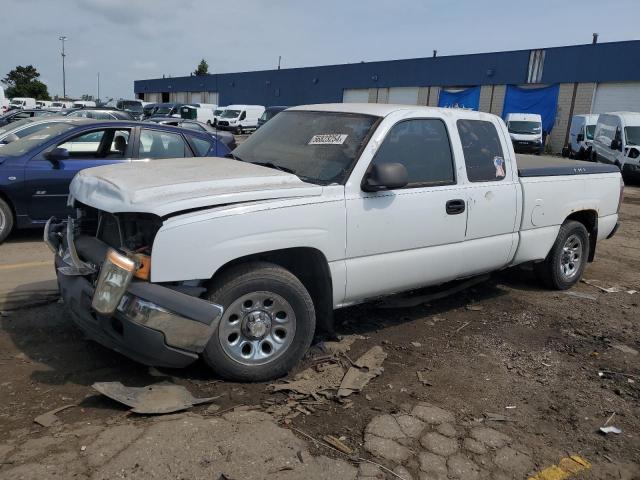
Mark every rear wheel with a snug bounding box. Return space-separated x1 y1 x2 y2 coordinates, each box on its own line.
202 262 316 381
534 220 589 290
0 198 14 244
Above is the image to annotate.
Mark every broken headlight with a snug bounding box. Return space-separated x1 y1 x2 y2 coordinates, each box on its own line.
92 249 136 315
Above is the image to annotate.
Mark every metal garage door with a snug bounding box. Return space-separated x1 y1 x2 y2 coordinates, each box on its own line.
343 89 369 103
388 87 419 105
592 82 640 113
204 92 219 105
190 92 202 104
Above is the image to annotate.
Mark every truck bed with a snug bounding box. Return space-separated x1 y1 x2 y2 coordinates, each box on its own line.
517 154 619 177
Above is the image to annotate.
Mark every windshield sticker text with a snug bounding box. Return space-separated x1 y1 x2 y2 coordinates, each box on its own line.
308 134 348 145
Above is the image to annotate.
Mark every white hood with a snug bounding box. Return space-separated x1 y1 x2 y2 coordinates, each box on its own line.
69 157 323 217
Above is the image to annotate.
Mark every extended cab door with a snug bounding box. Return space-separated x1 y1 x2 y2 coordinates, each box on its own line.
344 114 468 303
455 117 519 273
24 127 133 221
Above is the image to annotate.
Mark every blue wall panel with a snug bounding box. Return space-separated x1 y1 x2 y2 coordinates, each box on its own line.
134 41 640 107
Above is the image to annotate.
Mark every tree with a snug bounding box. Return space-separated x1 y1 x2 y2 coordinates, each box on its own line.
2 65 51 100
193 59 209 76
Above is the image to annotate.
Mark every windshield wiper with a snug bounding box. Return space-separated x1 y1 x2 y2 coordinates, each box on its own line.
250 161 296 174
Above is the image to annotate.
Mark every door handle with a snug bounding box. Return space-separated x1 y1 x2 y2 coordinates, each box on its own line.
446 199 466 215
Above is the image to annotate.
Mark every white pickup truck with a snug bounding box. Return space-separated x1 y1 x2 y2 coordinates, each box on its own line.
46 104 623 381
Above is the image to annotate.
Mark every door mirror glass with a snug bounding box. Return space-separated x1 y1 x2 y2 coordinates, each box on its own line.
4 133 19 144
576 133 584 142
362 163 408 192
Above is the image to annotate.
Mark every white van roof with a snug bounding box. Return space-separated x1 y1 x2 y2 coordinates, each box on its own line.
573 113 599 124
599 112 640 124
225 104 264 109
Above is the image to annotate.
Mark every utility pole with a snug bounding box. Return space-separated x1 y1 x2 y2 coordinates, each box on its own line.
278 56 281 70
97 72 100 102
59 36 67 99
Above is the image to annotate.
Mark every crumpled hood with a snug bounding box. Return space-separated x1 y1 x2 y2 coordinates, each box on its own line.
69 157 323 217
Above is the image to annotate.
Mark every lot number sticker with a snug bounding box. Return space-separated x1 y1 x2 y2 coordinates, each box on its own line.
308 134 348 145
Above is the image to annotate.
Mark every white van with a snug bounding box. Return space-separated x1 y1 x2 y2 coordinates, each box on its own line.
35 100 52 109
8 97 36 110
564 114 598 160
181 104 217 124
593 112 640 179
217 105 265 134
72 101 97 108
0 87 9 114
505 113 543 154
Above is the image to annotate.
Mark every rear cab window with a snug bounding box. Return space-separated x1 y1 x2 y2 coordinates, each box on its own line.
457 119 507 182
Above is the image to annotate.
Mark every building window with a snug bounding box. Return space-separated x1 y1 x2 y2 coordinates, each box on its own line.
527 49 545 84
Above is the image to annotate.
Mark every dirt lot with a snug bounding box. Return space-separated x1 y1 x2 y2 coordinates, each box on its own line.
0 186 638 479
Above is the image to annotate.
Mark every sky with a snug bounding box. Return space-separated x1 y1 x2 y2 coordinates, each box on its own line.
1 0 639 100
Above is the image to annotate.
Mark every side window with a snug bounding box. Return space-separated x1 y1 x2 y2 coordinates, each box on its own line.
138 129 190 159
457 119 506 182
180 122 206 132
239 111 247 121
188 135 213 156
370 119 455 187
58 129 131 158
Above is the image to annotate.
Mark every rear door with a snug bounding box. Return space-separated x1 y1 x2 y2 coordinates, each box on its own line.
135 128 193 160
24 127 133 220
455 118 519 273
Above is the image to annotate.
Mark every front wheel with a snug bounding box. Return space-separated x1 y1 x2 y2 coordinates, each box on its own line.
0 197 14 243
534 220 589 290
203 262 316 381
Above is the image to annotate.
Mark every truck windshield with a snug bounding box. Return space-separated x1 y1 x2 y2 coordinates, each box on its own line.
232 110 379 185
0 123 75 157
221 110 240 118
117 101 143 113
625 126 640 146
508 121 541 134
585 125 595 140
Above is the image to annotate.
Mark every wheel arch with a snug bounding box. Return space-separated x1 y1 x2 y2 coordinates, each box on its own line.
210 247 335 335
565 209 598 262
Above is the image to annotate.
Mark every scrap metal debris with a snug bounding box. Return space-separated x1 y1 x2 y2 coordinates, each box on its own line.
269 362 345 397
34 404 75 427
338 346 387 398
563 291 598 301
92 382 217 415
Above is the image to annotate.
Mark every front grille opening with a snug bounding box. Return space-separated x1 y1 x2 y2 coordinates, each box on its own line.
110 317 124 336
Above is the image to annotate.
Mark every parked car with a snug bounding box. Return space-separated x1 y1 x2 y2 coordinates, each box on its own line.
592 112 640 180
0 120 230 241
180 104 216 124
146 117 236 149
35 100 52 109
142 103 158 119
0 117 87 146
257 106 288 128
563 114 598 160
0 109 56 127
115 100 144 120
72 101 97 108
216 105 265 134
46 104 622 381
8 97 37 110
64 107 134 120
211 107 226 126
146 102 184 118
49 101 74 111
505 113 543 154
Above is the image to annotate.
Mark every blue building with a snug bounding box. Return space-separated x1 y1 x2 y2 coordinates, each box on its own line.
134 40 640 152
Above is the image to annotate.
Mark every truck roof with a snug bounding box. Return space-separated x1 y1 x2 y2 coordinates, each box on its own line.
290 103 498 120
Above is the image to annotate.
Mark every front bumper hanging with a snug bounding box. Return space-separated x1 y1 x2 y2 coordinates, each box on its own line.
47 217 223 368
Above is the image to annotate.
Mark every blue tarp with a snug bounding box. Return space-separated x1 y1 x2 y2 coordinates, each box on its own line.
502 84 560 134
438 86 481 110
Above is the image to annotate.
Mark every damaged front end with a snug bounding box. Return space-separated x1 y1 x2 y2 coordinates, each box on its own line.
45 205 223 368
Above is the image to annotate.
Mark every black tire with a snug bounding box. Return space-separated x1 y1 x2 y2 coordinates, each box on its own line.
235 126 242 135
0 197 14 244
534 220 589 290
202 261 316 381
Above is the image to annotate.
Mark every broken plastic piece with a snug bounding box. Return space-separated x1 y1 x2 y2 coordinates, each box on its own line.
599 426 622 435
92 381 216 414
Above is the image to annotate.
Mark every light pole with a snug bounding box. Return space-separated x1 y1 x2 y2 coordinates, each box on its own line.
97 72 100 102
59 36 67 99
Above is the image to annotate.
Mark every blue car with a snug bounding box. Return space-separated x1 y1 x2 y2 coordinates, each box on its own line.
0 119 230 242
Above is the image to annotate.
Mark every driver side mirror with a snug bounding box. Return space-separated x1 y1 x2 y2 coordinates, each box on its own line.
46 147 69 167
3 133 19 144
610 139 621 151
362 163 408 192
576 133 584 142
